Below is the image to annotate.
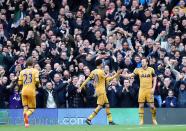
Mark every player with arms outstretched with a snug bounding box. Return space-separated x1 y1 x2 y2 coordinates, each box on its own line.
79 59 122 125
18 57 39 128
124 58 157 125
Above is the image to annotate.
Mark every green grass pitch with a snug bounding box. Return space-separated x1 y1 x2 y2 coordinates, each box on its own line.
1 125 186 131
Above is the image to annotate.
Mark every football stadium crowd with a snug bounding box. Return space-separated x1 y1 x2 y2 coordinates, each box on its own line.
0 0 186 109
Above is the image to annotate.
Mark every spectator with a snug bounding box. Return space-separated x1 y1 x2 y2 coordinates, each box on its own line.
118 79 136 107
6 73 21 108
44 82 57 108
67 76 84 108
163 89 177 108
96 0 107 19
52 73 68 108
177 81 186 107
0 24 7 44
160 77 174 102
107 78 121 108
0 78 6 108
9 85 22 109
83 68 97 107
154 78 163 108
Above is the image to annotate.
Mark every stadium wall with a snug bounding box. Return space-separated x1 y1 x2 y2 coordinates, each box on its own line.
0 108 186 125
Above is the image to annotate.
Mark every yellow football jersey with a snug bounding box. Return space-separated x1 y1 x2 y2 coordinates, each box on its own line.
81 69 106 95
133 67 155 89
80 69 119 95
18 67 39 95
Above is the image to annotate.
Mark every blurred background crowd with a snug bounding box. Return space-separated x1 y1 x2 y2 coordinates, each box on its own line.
0 0 186 109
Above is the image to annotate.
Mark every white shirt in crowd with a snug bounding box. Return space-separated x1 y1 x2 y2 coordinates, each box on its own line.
46 90 57 108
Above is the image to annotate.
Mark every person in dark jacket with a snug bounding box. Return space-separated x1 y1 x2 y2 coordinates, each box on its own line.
107 78 122 108
163 89 177 108
53 73 68 108
177 82 186 107
119 79 136 107
82 67 97 107
0 82 6 108
67 76 84 108
160 77 174 102
36 87 45 108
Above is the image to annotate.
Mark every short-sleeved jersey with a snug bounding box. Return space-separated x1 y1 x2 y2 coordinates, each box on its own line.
89 69 106 94
18 68 39 95
80 69 106 95
133 67 155 89
80 68 119 95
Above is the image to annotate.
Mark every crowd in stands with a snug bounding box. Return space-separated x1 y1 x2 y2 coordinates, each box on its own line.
0 0 186 109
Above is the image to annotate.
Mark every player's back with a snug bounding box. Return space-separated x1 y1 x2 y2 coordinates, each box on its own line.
92 69 106 94
19 68 39 95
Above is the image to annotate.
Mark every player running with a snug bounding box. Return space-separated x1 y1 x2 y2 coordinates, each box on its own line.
124 58 157 125
79 59 122 125
18 57 39 128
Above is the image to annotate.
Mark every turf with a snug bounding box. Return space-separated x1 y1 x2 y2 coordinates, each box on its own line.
0 125 186 131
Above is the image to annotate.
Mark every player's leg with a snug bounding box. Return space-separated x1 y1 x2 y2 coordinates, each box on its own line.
86 94 104 125
27 95 36 117
105 103 112 123
105 103 116 125
149 103 157 125
104 94 115 125
86 104 103 125
147 92 157 125
22 95 28 114
21 94 29 127
138 90 145 125
139 102 145 125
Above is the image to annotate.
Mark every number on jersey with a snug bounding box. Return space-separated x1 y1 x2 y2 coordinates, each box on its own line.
23 73 32 84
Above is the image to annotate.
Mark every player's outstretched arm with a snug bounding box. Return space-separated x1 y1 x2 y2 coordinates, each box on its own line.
122 68 138 78
127 73 135 78
121 72 135 78
78 77 91 93
106 69 123 82
80 72 94 90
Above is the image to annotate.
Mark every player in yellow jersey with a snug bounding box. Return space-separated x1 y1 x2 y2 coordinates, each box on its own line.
18 57 39 128
79 59 122 125
124 58 157 125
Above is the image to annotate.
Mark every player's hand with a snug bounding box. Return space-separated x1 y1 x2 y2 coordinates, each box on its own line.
117 69 123 74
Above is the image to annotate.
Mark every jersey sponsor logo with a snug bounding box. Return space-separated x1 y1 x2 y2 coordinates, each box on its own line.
140 74 151 78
